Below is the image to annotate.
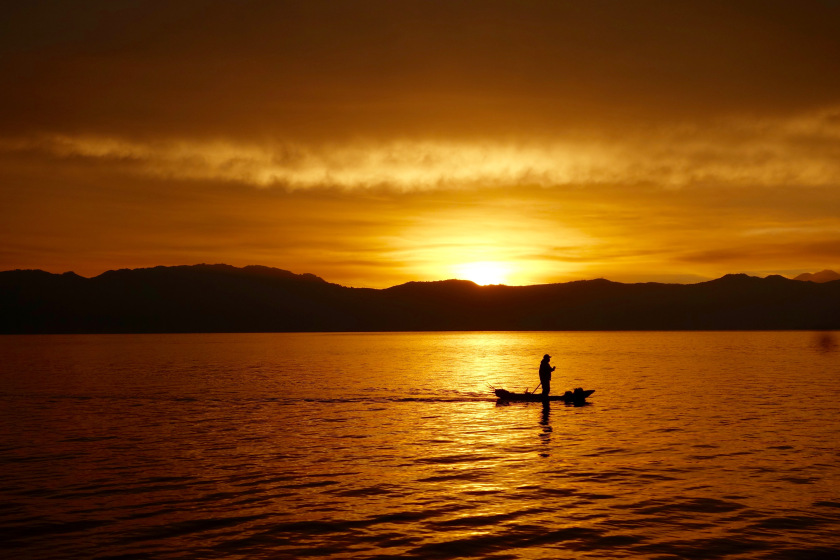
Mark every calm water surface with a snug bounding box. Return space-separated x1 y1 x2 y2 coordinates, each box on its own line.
1 331 839 559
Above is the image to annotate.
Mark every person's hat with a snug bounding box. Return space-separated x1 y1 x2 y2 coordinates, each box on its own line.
543 354 551 360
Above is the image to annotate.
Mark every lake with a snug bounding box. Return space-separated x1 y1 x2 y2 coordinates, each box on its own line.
1 331 839 559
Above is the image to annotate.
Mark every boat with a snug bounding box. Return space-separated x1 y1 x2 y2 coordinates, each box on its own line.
493 387 595 404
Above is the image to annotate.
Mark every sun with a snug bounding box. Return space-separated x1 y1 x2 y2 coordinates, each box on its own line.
454 261 510 285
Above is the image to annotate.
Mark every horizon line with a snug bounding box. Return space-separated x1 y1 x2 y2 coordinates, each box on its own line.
3 263 838 289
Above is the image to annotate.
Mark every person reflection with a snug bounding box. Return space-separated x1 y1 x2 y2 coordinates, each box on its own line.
538 401 552 456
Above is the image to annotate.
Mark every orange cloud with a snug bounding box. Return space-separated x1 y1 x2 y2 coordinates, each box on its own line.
4 105 840 192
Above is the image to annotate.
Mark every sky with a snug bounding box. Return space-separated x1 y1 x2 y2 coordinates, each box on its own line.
2 0 840 288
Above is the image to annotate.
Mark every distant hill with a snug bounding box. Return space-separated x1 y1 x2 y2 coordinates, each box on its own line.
794 269 840 283
2 265 840 333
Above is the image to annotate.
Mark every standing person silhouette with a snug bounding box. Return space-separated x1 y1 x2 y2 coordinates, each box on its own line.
539 354 555 400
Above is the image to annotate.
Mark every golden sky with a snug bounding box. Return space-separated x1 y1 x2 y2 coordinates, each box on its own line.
2 1 840 287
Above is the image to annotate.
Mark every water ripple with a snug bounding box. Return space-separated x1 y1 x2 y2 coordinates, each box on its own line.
2 331 840 559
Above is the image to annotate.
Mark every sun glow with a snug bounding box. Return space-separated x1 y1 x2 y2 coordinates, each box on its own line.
454 261 510 285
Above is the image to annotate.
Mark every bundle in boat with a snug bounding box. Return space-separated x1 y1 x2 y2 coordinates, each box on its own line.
492 386 594 403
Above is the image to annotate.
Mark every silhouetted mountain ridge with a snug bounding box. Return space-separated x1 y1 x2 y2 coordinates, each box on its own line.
1 264 839 333
794 269 840 283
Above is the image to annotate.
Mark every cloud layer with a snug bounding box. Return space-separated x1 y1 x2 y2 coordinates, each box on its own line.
4 103 840 191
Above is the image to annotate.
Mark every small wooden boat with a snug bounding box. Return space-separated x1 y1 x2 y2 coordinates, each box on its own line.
493 387 594 404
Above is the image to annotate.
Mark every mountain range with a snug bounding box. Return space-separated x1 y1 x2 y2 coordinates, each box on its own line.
793 269 840 283
1 264 839 333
